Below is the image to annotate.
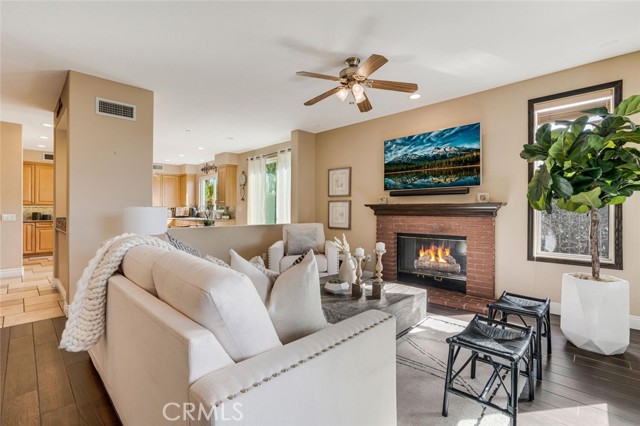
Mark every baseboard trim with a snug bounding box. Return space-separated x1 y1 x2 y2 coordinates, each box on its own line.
0 267 24 278
550 301 639 330
52 278 69 317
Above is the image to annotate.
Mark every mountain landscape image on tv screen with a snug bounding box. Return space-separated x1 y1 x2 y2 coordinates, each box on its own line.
384 122 481 190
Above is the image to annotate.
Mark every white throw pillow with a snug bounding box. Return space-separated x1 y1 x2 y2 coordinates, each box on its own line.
229 250 275 304
286 227 318 255
153 250 282 362
268 250 328 343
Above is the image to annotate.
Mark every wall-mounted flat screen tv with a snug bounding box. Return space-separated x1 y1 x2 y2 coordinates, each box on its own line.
384 122 481 191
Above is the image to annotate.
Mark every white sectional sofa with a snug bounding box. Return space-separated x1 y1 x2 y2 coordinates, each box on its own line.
89 245 397 426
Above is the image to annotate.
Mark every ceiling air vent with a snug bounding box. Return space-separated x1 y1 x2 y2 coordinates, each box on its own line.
152 164 164 171
96 97 136 121
43 153 54 161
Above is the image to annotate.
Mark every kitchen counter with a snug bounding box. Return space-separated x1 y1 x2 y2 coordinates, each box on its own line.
23 219 53 223
168 217 236 228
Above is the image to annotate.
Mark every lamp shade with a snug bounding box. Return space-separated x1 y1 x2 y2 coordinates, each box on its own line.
122 207 167 235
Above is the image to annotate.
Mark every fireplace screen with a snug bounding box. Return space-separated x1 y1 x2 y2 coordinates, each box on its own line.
397 233 467 292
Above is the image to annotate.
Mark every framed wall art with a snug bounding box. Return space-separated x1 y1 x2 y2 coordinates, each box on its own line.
328 167 351 197
328 200 351 229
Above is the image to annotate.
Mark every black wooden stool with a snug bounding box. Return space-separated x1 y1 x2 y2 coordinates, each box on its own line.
487 292 551 381
442 315 534 426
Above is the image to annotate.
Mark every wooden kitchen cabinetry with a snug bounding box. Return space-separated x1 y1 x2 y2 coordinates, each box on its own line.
23 223 35 255
216 165 237 207
152 173 196 207
23 222 53 255
23 162 54 205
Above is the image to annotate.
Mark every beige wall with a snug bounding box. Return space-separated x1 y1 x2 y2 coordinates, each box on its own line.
168 224 283 262
235 141 291 225
58 71 154 301
292 130 316 223
23 149 53 164
0 122 23 275
315 51 640 315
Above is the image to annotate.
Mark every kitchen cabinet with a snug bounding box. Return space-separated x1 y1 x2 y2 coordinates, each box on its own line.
161 175 180 208
216 164 237 207
35 222 54 253
23 162 54 205
23 223 35 255
152 174 163 206
152 173 197 207
179 174 196 207
23 164 35 204
23 222 53 255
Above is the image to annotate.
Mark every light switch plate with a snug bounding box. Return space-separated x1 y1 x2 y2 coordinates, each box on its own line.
2 214 17 221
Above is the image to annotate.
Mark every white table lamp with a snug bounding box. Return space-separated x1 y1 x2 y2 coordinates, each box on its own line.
122 207 167 235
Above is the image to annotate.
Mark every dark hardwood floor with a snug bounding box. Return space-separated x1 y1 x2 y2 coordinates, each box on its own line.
1 305 639 425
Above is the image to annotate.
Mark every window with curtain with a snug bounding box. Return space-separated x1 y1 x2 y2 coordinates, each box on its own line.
526 81 622 269
248 149 291 224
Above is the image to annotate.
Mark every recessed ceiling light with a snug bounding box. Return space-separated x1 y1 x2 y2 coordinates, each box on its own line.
185 129 192 132
178 154 185 157
164 159 171 163
39 136 49 139
197 147 205 150
37 144 46 148
199 159 205 162
409 93 421 100
42 123 53 128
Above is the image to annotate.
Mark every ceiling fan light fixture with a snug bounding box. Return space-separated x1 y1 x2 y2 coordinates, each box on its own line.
352 83 366 103
335 88 349 102
409 93 421 100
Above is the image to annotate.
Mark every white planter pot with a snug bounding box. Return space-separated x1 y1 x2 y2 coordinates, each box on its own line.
560 272 629 355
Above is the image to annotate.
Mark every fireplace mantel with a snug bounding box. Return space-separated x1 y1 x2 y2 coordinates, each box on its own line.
365 202 505 217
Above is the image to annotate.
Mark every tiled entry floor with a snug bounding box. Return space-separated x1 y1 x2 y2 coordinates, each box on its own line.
0 256 64 328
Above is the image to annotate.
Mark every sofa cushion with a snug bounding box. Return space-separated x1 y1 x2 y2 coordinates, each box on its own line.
121 245 171 296
280 254 328 273
286 227 318 255
153 250 282 362
283 224 325 254
268 251 328 343
229 250 275 304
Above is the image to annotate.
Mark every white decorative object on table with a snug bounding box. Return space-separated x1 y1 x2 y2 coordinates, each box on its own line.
325 279 350 295
353 252 365 297
333 234 356 284
561 273 629 355
372 246 386 299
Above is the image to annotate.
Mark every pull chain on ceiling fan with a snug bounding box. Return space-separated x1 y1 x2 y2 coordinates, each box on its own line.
296 54 418 113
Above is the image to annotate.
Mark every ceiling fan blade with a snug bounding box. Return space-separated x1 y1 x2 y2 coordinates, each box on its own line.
357 54 388 77
369 79 418 93
296 71 340 81
304 87 343 106
357 93 373 113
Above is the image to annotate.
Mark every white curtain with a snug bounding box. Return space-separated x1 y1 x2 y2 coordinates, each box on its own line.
248 156 266 224
276 150 291 224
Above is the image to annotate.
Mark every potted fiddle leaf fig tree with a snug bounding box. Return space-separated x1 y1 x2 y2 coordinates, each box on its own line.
520 94 640 355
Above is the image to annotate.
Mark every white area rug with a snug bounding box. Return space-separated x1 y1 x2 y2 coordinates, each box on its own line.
397 315 526 426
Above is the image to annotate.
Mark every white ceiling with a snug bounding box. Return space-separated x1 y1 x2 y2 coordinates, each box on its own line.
2 1 639 165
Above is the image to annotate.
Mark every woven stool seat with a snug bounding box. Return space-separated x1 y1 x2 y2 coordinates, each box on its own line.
442 315 534 426
488 291 551 382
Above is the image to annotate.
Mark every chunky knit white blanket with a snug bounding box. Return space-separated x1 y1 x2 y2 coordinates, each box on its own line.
59 233 174 352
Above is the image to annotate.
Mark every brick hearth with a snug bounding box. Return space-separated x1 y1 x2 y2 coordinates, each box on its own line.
367 203 503 302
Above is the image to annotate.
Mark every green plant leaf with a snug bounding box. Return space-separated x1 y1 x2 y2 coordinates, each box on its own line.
534 123 553 148
520 144 548 162
614 95 640 116
586 134 606 151
607 196 626 205
569 187 602 208
605 130 640 144
551 175 573 198
581 107 609 116
557 198 590 213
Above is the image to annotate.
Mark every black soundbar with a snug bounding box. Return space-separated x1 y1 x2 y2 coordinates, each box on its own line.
389 187 470 197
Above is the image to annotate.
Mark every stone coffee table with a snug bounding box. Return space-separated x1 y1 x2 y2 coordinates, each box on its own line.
320 277 427 336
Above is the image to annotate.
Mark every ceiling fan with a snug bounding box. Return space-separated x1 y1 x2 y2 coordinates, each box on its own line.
296 54 418 113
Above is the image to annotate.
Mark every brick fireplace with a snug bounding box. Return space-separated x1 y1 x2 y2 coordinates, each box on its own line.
366 203 504 300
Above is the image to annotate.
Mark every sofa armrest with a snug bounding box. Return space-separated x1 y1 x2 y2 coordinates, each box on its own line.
268 240 284 272
189 310 396 426
324 240 339 275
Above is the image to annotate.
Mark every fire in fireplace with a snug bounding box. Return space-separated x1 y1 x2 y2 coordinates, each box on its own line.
397 233 467 293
